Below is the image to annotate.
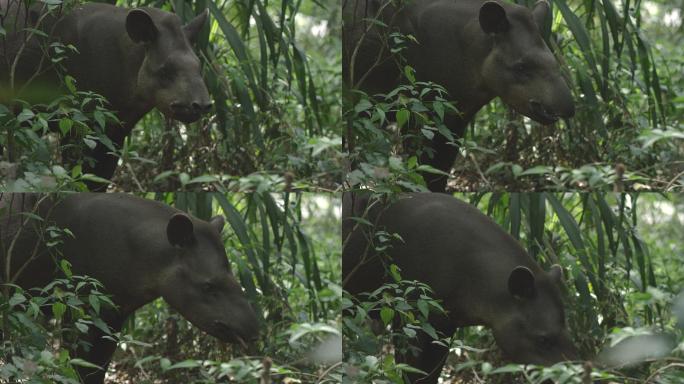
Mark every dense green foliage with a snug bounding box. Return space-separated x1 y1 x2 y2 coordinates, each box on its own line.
343 192 684 383
0 0 342 192
345 0 684 192
1 192 342 383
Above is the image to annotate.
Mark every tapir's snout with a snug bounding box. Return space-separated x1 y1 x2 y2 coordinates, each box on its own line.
170 98 213 123
213 316 260 348
529 99 560 124
194 101 214 114
210 298 261 347
527 83 575 125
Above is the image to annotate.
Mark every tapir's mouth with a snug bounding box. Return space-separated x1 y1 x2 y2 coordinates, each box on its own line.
166 103 209 124
173 110 202 124
213 320 254 349
527 100 560 125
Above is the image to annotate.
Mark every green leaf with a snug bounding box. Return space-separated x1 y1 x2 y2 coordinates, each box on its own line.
153 170 175 183
70 358 102 370
396 364 428 375
17 109 35 123
187 175 219 184
520 166 552 176
92 317 111 335
9 293 26 307
168 360 201 370
389 264 402 282
380 306 394 325
71 164 82 178
75 322 88 334
403 65 416 83
179 172 190 186
415 164 449 175
481 362 493 374
421 322 438 340
80 174 110 185
52 302 66 319
83 137 97 149
89 294 100 314
511 164 523 178
488 364 525 375
354 99 372 114
433 101 444 121
58 118 73 135
160 358 171 371
93 110 105 129
396 108 410 129
307 136 342 157
421 128 435 140
64 75 77 94
60 259 72 277
416 299 429 318
403 326 416 337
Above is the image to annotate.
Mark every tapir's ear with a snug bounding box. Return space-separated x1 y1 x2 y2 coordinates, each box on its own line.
532 0 552 38
479 1 510 35
183 9 209 43
549 264 564 283
209 216 225 234
508 266 536 299
167 213 195 247
126 9 158 43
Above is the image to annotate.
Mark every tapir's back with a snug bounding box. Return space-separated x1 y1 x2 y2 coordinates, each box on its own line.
0 194 173 294
343 193 542 316
51 193 177 270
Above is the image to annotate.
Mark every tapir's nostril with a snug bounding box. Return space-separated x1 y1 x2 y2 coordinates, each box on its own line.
192 101 213 113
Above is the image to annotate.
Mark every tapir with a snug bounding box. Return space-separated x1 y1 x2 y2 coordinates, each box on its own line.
0 193 259 384
343 0 575 192
0 2 212 189
343 192 578 383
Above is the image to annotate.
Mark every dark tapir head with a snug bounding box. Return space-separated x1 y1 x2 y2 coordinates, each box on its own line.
491 265 579 365
479 1 574 124
159 213 259 346
126 8 212 123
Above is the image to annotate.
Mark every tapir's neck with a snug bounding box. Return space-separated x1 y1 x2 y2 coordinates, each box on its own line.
115 37 155 131
404 3 495 120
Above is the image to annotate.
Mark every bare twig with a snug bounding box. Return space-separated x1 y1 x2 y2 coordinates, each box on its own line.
317 361 342 381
